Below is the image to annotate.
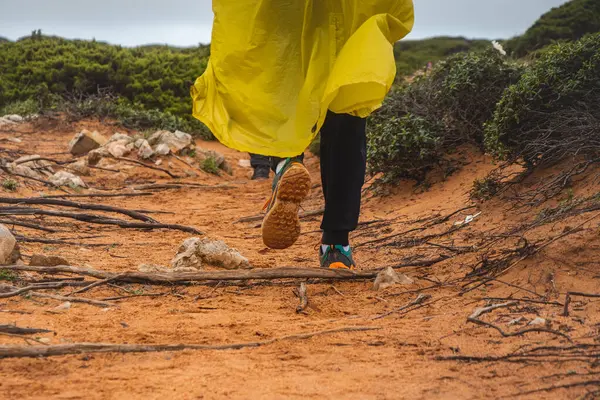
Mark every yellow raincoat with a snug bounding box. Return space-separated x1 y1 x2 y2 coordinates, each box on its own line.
191 1 414 157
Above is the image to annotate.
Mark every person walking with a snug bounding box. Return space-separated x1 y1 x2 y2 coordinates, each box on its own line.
191 1 414 269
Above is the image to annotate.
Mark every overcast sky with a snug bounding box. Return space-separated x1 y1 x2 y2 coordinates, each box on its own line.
1 0 568 47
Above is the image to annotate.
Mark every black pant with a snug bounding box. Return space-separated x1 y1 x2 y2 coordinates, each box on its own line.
249 111 366 245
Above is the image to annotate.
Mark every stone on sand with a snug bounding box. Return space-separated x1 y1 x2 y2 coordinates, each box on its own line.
68 130 108 156
172 237 250 270
373 267 414 291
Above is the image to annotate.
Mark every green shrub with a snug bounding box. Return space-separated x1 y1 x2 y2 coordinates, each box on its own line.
308 134 321 157
470 176 501 201
506 0 600 57
2 178 18 192
0 269 18 282
485 33 600 166
0 99 40 116
367 49 521 182
200 155 220 175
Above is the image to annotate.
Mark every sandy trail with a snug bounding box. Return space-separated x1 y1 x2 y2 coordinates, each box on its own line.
0 119 599 399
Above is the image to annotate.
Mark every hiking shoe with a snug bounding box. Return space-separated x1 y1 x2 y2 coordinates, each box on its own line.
251 166 270 180
261 159 311 249
320 245 356 270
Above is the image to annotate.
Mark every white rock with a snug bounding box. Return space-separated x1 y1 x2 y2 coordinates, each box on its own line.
148 130 192 153
137 140 154 159
38 338 52 344
7 163 44 180
69 160 91 176
105 141 131 158
0 117 17 126
13 155 54 176
49 171 87 188
134 138 146 148
507 316 527 326
528 317 546 326
68 130 108 156
4 114 24 123
107 133 134 144
238 159 252 168
0 224 17 265
171 237 250 270
8 138 22 143
373 267 414 291
53 302 72 311
154 143 170 155
155 159 163 166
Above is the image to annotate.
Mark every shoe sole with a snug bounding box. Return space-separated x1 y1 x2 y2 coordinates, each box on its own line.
262 164 311 249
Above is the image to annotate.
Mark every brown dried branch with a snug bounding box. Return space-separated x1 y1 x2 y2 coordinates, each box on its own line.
0 326 379 359
563 291 600 317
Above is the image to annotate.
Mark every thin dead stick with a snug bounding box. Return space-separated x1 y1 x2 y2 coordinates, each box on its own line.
563 291 600 316
30 292 114 308
509 380 600 396
1 265 379 283
482 297 564 307
372 294 432 320
0 196 157 223
100 293 168 301
0 324 53 335
113 157 180 178
172 154 203 173
0 310 33 315
0 332 49 345
2 207 202 235
469 301 518 319
295 282 309 314
69 275 124 296
15 235 116 247
0 218 57 233
467 301 572 342
462 212 600 296
0 326 379 359
235 208 325 224
41 192 154 199
0 282 73 299
89 165 121 173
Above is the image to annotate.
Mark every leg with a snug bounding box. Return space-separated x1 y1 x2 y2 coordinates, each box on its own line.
320 111 367 245
249 153 271 180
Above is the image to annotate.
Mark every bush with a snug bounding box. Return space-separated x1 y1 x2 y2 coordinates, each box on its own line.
506 0 600 57
200 155 220 175
0 98 40 116
367 49 522 182
485 33 600 167
2 178 18 192
0 35 209 129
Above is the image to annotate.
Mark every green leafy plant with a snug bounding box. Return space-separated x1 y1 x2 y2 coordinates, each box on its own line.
200 155 220 175
2 178 18 192
0 269 18 282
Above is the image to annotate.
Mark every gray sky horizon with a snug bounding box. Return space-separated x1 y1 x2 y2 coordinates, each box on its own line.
1 0 568 47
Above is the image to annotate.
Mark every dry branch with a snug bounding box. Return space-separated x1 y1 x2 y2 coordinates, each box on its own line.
1 207 202 234
0 282 75 299
69 275 124 296
0 218 57 233
0 197 157 222
113 157 180 178
30 292 114 308
42 193 154 199
563 291 600 317
130 183 234 191
467 302 572 342
372 294 432 320
0 326 379 359
1 265 379 283
0 324 52 335
294 282 309 313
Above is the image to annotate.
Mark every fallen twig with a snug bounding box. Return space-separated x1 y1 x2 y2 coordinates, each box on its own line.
0 326 379 359
30 292 114 308
294 282 309 314
41 193 154 199
1 265 380 283
0 218 57 233
467 301 572 342
372 294 432 320
563 291 600 317
113 157 180 178
1 207 202 235
0 282 74 299
69 275 124 296
0 324 53 335
0 196 157 222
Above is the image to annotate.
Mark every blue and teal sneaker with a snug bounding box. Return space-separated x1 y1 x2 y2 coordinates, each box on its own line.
261 158 311 249
320 245 356 270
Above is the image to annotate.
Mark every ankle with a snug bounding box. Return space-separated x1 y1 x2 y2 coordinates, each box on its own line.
322 230 349 246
